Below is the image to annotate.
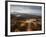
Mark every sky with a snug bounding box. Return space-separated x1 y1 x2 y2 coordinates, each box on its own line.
10 5 42 16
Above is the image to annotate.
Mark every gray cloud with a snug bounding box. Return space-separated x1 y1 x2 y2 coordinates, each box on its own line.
10 5 42 16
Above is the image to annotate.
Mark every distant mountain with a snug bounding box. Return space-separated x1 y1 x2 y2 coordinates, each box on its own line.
11 12 41 18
